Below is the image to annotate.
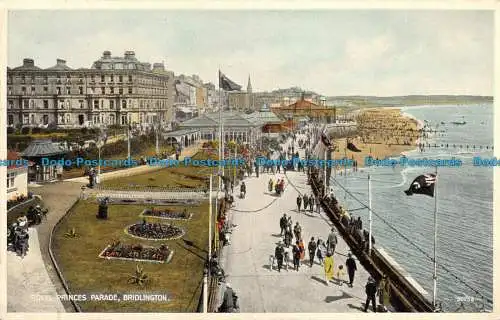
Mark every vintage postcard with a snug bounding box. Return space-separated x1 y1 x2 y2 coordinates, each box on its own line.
3 5 494 316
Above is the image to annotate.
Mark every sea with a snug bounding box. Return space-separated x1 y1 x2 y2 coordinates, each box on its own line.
330 103 493 312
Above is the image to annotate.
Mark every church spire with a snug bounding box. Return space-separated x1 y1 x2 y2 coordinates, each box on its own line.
247 75 252 94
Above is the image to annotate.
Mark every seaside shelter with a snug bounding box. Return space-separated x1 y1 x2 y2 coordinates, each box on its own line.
7 151 30 200
21 139 68 182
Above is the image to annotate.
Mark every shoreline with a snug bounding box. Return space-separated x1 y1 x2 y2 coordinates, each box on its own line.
329 107 421 170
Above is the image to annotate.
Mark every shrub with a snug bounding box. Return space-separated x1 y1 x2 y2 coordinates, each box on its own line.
7 127 15 134
21 127 31 135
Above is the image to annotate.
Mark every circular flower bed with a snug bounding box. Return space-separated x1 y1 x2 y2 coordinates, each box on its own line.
99 241 174 263
142 208 193 220
125 222 185 240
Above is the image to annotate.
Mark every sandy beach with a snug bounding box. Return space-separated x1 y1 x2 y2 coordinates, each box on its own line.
331 108 421 169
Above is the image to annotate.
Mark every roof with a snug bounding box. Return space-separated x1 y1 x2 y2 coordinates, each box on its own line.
164 128 200 137
46 64 73 71
12 64 42 71
21 139 67 158
7 151 32 169
179 111 262 128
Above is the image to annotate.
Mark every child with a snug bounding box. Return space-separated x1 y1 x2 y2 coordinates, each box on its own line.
336 265 346 286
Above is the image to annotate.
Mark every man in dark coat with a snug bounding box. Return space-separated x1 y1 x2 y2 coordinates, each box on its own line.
303 194 309 211
364 277 378 312
219 283 236 312
292 241 301 271
309 194 314 212
296 196 302 212
326 228 338 254
275 242 285 272
346 253 357 287
280 214 287 236
308 237 317 267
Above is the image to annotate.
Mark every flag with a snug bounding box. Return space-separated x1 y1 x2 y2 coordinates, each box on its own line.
347 142 362 152
404 173 436 197
219 71 242 91
321 132 332 148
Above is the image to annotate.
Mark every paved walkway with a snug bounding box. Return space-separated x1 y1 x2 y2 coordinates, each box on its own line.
218 135 371 312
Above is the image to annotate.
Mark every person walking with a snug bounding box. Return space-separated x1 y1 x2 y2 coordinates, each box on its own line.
275 242 285 272
309 194 314 212
284 226 293 247
346 253 357 287
308 237 317 267
287 216 293 230
292 241 301 271
316 196 321 213
298 238 305 261
378 275 390 312
219 283 236 312
303 194 309 211
296 196 302 212
364 277 378 313
316 238 326 265
280 214 287 236
326 228 338 255
324 250 334 285
293 222 302 241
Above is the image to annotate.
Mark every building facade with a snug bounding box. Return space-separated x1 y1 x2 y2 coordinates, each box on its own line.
228 76 254 111
7 51 175 129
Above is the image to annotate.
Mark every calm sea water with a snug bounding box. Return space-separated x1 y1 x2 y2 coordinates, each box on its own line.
330 104 493 312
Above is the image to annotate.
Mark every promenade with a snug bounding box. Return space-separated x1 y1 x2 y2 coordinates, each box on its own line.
217 136 372 312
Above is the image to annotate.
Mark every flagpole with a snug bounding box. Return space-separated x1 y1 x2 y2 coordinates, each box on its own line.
368 174 372 255
323 148 327 187
204 174 213 313
433 166 438 310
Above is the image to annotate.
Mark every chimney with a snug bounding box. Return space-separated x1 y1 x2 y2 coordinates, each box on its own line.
23 58 35 67
124 51 136 60
56 59 67 66
102 51 111 59
152 63 165 72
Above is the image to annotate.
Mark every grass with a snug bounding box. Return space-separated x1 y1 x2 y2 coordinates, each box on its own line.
100 150 218 190
52 200 210 312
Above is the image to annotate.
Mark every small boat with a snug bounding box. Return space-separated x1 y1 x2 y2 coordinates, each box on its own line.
450 121 466 125
440 121 445 125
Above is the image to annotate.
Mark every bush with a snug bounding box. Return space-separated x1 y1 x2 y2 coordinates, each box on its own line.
21 127 31 135
7 127 15 134
32 127 41 134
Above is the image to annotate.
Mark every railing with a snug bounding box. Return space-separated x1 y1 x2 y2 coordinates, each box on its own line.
309 173 434 312
92 185 208 193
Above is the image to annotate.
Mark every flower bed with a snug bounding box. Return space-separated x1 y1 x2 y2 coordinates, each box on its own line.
98 241 174 263
141 208 193 221
125 222 185 241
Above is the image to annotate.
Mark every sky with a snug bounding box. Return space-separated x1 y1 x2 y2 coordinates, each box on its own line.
8 10 493 96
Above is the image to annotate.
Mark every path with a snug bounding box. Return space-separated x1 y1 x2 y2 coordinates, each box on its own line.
218 135 372 312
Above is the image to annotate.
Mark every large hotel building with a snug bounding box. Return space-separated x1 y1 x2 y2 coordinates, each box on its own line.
7 51 174 128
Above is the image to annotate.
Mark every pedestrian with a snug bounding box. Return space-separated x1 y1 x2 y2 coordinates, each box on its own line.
378 275 390 312
336 265 346 286
346 253 357 287
309 194 314 212
280 214 287 236
275 241 285 272
230 178 234 194
296 196 302 212
364 277 378 312
287 216 292 229
316 196 321 213
356 217 363 230
293 222 302 241
303 194 309 210
308 237 317 267
316 239 325 265
324 250 334 285
219 283 236 313
326 228 338 254
298 238 305 260
292 241 301 271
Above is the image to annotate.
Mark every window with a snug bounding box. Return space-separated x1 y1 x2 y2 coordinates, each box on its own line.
43 115 49 125
7 172 15 189
101 75 105 82
119 75 123 82
23 114 29 124
121 115 127 125
91 75 95 83
8 87 11 95
57 87 61 95
21 76 26 84
110 87 114 94
79 87 83 94
119 88 123 95
43 100 49 109
22 87 26 94
7 77 12 84
128 75 132 82
122 100 127 108
94 100 99 109
57 75 62 84
79 100 85 109
128 87 132 94
8 114 14 125
31 87 35 95
31 76 35 83
59 100 64 109
23 100 29 109
43 76 48 84
30 100 35 109
109 100 114 109
66 113 71 123
109 114 115 124
66 87 71 94
8 100 13 109
44 86 48 93
101 87 106 94
110 75 114 82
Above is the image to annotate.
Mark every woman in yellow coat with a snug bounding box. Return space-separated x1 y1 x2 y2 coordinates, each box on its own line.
324 250 334 285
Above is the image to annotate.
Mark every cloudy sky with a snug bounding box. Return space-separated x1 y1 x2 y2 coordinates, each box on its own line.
8 10 493 96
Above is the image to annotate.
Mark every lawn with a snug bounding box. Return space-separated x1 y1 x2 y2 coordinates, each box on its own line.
52 200 210 312
100 150 219 190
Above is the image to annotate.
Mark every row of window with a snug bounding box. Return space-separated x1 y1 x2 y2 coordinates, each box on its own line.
8 74 169 86
9 86 169 96
8 98 169 110
9 113 155 126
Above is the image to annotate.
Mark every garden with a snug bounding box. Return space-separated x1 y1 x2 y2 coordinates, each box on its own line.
52 201 209 312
